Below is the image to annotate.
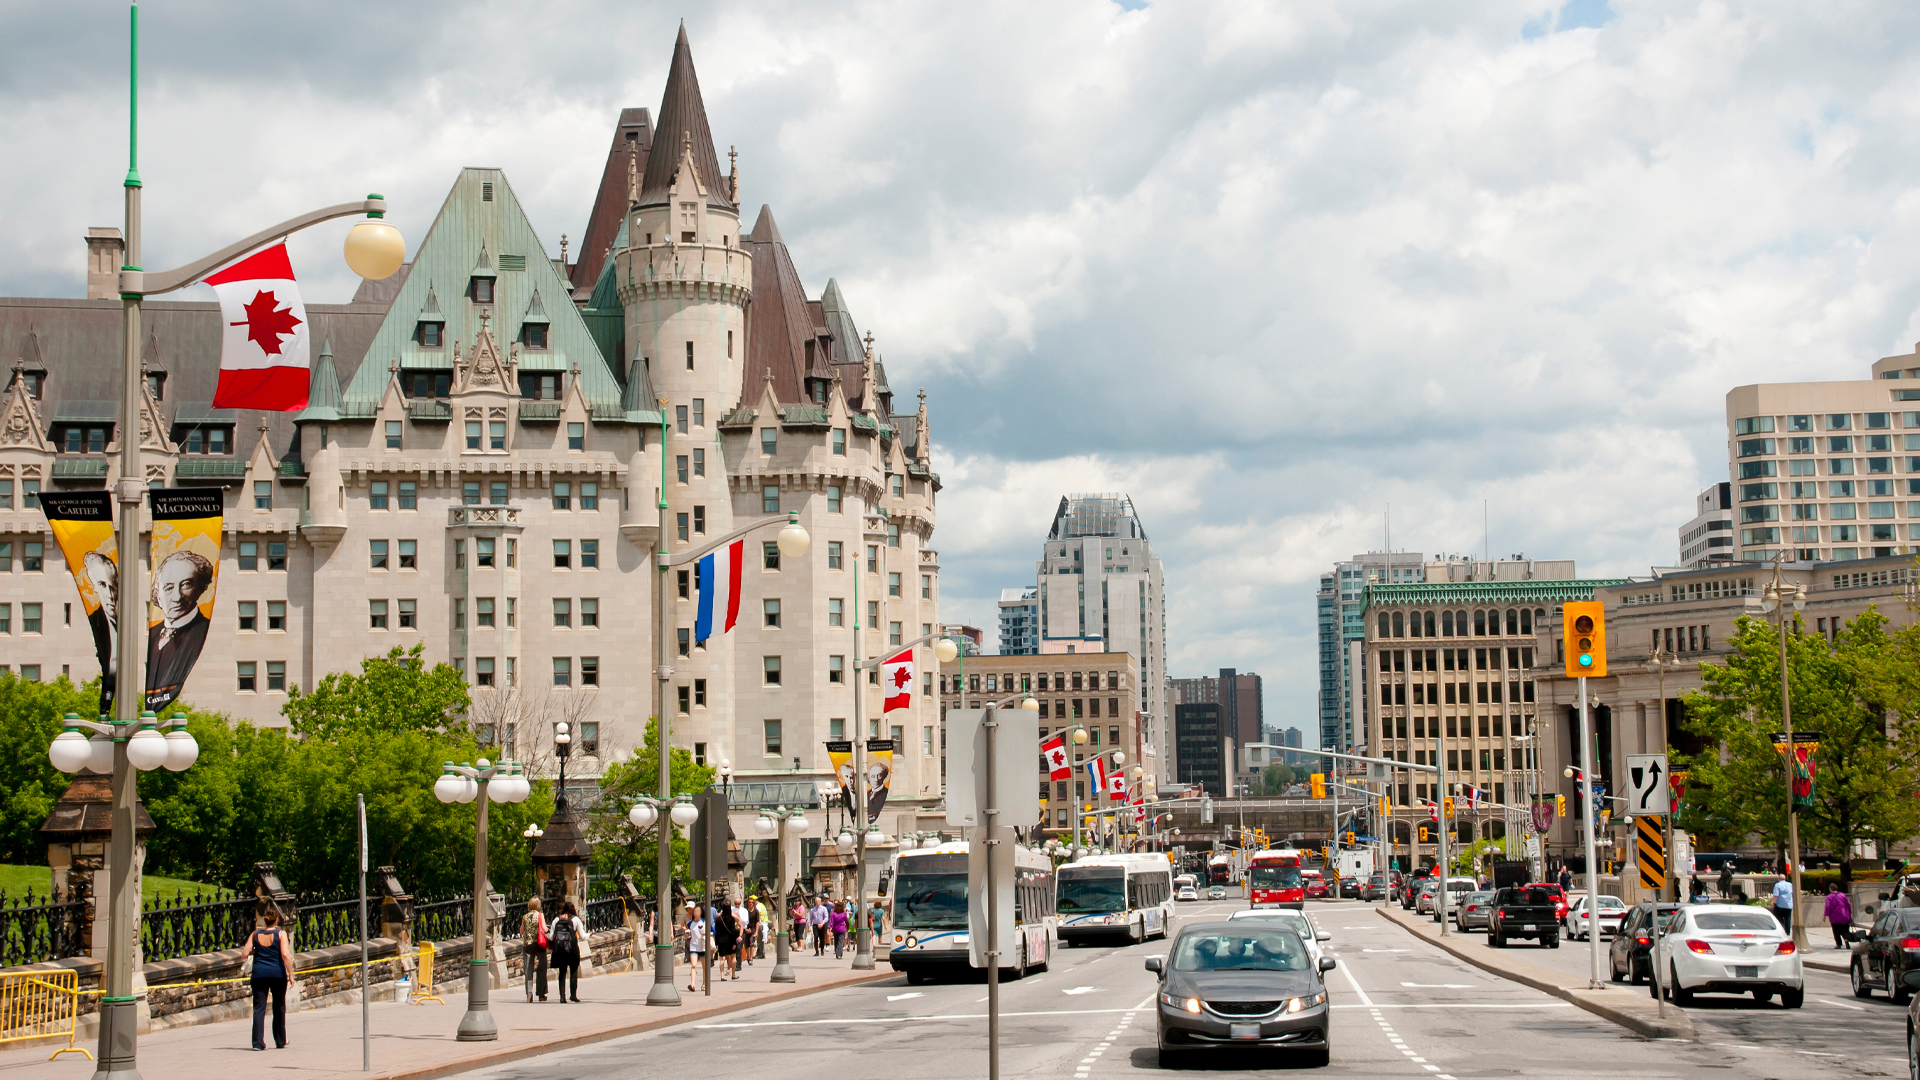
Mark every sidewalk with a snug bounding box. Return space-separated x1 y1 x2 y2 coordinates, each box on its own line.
0 948 894 1080
1376 903 1695 1041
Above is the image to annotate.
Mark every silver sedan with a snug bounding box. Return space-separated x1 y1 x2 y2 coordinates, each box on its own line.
1454 891 1497 931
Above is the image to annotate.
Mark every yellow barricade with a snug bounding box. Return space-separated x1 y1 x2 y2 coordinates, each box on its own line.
411 941 443 1005
0 968 93 1061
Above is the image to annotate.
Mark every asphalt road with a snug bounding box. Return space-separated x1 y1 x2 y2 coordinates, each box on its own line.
458 890 1908 1079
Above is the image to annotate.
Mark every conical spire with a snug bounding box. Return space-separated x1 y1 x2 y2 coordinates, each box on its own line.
638 25 734 211
295 340 343 422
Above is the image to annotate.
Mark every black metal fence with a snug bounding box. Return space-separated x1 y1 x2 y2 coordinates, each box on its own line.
584 896 626 933
411 895 472 943
291 893 365 952
140 890 255 963
0 887 87 969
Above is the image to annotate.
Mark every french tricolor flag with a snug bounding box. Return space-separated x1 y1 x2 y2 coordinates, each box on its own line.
695 539 745 643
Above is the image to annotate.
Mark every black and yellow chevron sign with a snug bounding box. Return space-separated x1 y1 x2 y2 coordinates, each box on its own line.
1636 815 1666 890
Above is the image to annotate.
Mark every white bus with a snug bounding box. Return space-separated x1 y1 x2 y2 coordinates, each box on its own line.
1057 853 1176 945
885 841 1057 983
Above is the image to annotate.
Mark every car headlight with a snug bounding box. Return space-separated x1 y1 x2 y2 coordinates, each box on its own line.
1185 997 1202 1014
1286 992 1327 1014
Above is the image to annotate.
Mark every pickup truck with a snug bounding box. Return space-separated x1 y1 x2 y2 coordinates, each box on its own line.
1487 886 1562 948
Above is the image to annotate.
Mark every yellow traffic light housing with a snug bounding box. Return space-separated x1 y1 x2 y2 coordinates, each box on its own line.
1556 794 1568 817
1345 831 1356 846
1310 773 1327 799
1562 601 1608 678
1442 796 1454 818
1417 823 1432 843
1381 796 1392 817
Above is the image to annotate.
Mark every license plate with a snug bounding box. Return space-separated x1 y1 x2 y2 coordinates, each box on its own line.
1519 924 1534 931
1230 1023 1261 1041
1733 966 1759 979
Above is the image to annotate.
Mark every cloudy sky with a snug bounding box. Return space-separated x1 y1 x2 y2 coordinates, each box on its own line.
6 0 1920 743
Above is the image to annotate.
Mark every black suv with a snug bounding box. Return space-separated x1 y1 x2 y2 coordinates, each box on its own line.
1487 886 1560 948
1608 903 1682 985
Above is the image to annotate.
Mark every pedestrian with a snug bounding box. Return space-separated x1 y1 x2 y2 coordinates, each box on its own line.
810 897 830 955
754 896 770 959
829 901 850 959
1689 878 1710 904
241 907 296 1051
1556 866 1573 894
520 897 549 1002
790 896 807 951
549 900 586 1002
1825 883 1854 950
685 906 706 992
1718 861 1735 900
1770 876 1794 934
714 903 741 980
745 895 762 963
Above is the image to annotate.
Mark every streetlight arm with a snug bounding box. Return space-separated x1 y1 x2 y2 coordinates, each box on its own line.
1253 742 1440 777
125 198 387 296
659 512 795 568
854 630 956 669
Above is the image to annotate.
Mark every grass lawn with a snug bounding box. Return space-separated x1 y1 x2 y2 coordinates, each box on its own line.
0 863 230 906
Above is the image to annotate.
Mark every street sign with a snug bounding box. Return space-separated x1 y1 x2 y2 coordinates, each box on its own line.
944 708 1040 828
1525 836 1541 859
1635 815 1666 890
689 790 729 882
1626 754 1669 816
967 827 1016 968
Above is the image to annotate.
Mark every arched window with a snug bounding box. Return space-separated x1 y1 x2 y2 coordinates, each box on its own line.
1507 609 1519 635
1392 611 1405 638
1535 607 1547 625
1424 611 1437 637
1378 613 1391 639
1409 610 1422 638
1458 610 1470 636
1441 610 1454 637
1520 608 1533 635
1474 610 1487 636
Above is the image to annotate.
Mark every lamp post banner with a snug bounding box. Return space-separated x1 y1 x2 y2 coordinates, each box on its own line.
144 487 224 711
205 243 311 411
38 490 118 714
827 740 854 811
1531 800 1555 834
864 740 894 823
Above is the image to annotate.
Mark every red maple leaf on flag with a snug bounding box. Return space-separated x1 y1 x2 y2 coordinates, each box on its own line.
231 289 303 356
891 666 913 689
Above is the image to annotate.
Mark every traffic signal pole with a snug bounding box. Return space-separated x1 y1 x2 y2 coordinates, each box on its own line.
1577 676 1601 989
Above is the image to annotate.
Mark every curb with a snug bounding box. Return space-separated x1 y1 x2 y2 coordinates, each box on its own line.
374 969 900 1080
1374 906 1695 1041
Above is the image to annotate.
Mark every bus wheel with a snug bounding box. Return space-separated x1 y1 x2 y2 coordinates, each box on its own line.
905 969 927 985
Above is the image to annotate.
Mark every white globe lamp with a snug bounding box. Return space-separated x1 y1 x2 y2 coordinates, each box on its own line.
629 802 658 830
343 207 406 280
49 729 90 774
163 727 199 771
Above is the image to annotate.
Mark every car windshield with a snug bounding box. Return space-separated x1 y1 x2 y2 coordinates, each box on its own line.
1466 892 1494 905
894 873 968 929
1497 888 1557 906
1171 929 1309 973
1593 896 1626 911
1058 868 1127 914
1447 881 1473 893
1232 911 1313 939
1692 912 1781 931
1250 866 1303 890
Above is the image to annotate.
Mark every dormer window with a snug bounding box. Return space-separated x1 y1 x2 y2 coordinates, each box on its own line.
9 369 45 399
522 323 548 349
179 427 230 455
60 426 110 454
146 372 166 400
520 373 560 400
416 321 444 346
470 276 494 304
406 371 453 399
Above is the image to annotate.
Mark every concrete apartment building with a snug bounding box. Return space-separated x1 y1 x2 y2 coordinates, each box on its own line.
997 585 1038 655
0 31 946 817
1035 494 1168 782
1167 668 1264 792
1174 702 1228 797
937 650 1143 836
1727 344 1920 564
1679 482 1734 568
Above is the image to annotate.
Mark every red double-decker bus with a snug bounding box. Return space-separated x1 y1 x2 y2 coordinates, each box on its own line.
1247 848 1306 908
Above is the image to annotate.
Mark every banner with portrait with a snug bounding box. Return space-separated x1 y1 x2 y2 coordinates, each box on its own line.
864 739 894 824
145 488 224 712
827 740 854 811
38 491 117 714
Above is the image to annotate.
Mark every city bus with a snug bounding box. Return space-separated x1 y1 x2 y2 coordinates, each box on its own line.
885 841 1056 984
1057 853 1176 944
1247 847 1307 908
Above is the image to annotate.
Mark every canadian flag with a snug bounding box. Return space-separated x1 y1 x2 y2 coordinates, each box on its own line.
881 648 914 712
1041 733 1072 781
1132 792 1146 824
1107 770 1129 801
206 244 311 411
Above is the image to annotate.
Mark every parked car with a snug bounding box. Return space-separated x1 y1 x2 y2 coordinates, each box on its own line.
1653 904 1803 1008
1227 908 1330 968
1608 903 1683 985
1487 886 1560 948
1851 905 1920 1001
1567 895 1628 941
1146 922 1336 1068
1454 891 1497 932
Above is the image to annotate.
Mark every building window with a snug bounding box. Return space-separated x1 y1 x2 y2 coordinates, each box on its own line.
692 448 705 476
764 656 782 685
239 541 257 570
581 657 599 687
253 481 272 510
477 598 495 627
239 601 258 631
23 542 44 572
677 513 689 542
889 621 902 646
237 661 257 692
370 540 389 570
397 598 416 629
581 482 598 510
869 601 880 627
579 597 598 628
523 323 548 349
565 421 585 451
471 276 494 304
553 657 572 687
370 481 389 509
579 539 598 569
395 539 415 570
764 719 782 756
678 685 691 714
764 598 781 628
829 598 844 627
888 572 901 597
678 627 691 656
466 421 482 450
890 474 903 498
694 679 706 706
476 657 496 687
369 600 388 629
694 506 706 534
888 523 900 548
554 540 571 568
827 542 843 570
692 399 705 426
829 655 845 683
554 482 571 510
827 485 841 513
761 428 778 455
763 485 780 513
22 480 38 510
867 545 878 573
686 341 696 370
268 542 286 571
922 575 932 600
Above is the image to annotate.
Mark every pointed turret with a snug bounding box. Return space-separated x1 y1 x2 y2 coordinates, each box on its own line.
637 25 734 211
294 340 343 424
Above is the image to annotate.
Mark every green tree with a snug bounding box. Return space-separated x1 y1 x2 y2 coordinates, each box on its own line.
589 718 716 895
1258 764 1297 795
0 674 91 866
281 645 469 740
1677 608 1920 885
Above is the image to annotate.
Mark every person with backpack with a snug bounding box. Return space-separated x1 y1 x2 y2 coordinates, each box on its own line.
242 907 296 1051
714 903 741 980
520 897 549 1002
548 900 586 1002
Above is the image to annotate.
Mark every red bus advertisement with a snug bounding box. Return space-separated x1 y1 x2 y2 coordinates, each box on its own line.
1247 848 1305 908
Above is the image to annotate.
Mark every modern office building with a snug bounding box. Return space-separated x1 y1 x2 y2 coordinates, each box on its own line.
0 29 945 814
1035 494 1167 782
1166 668 1264 791
997 586 1039 654
1279 726 1304 749
940 623 983 656
1173 702 1227 797
1678 482 1734 568
1726 345 1920 564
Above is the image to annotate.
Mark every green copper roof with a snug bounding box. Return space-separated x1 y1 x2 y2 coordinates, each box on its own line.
1362 579 1628 606
341 168 620 410
293 339 342 423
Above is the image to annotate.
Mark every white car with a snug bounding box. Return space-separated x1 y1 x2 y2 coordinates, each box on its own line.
1417 878 1476 915
1176 887 1199 902
1652 904 1803 1008
1567 895 1628 940
1227 907 1330 968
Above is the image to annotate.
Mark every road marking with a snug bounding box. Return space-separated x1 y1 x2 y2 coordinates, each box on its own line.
887 992 922 1001
1815 998 1865 1011
1335 959 1377 1008
695 1006 1152 1029
1332 1003 1573 1009
1793 1050 1841 1057
1400 982 1474 988
1063 986 1099 995
1362 948 1411 953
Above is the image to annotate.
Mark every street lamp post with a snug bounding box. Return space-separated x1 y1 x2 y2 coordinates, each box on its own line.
646 510 809 1005
625 795 700 981
1760 556 1809 951
82 10 404 1077
848 631 960 969
1649 644 1678 903
752 806 813 982
432 759 532 1041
